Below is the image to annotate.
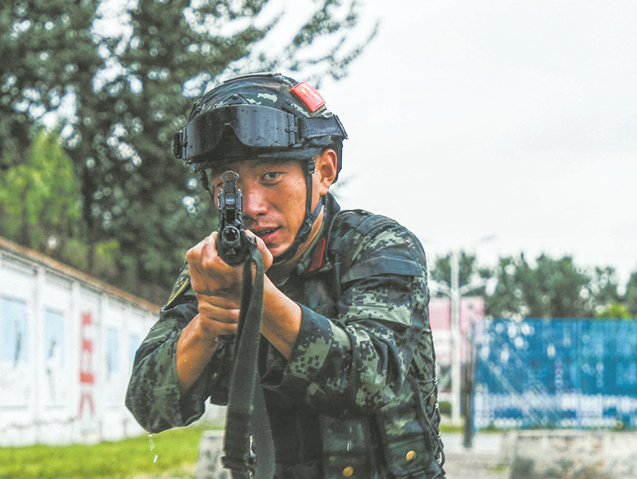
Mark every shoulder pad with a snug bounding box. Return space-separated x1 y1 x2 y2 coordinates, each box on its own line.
328 210 398 258
330 209 397 237
164 262 192 310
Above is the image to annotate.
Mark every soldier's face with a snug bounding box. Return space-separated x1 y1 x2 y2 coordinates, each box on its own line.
210 159 315 258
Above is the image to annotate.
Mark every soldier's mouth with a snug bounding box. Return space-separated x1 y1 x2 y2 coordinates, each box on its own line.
255 227 279 239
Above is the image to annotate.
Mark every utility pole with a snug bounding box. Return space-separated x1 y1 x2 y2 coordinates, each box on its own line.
433 248 491 427
450 251 462 426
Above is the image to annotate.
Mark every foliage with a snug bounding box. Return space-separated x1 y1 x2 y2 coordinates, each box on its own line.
0 128 128 278
429 251 485 292
625 271 637 317
431 251 631 319
1 0 375 302
485 254 627 319
594 302 632 319
0 425 210 479
437 400 451 415
486 254 583 318
0 129 83 255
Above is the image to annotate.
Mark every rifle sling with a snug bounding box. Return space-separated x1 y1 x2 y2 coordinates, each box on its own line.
222 249 275 479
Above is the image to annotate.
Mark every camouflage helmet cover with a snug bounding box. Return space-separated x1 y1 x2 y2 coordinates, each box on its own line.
173 72 347 176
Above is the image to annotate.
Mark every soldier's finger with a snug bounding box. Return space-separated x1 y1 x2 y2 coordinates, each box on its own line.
246 231 273 270
186 239 208 276
197 296 240 324
200 232 227 269
210 321 238 336
198 294 239 310
208 308 240 324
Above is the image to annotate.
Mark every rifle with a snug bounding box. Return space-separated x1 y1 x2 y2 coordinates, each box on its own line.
216 171 256 266
214 170 274 479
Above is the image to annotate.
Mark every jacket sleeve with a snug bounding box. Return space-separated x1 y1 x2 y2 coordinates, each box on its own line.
125 299 234 433
262 223 435 417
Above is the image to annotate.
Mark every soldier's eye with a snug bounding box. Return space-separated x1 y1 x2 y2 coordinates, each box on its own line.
262 172 282 182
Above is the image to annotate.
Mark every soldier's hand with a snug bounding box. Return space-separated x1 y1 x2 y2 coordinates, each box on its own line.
245 230 274 271
186 231 273 304
176 195 273 392
194 294 240 336
187 231 242 301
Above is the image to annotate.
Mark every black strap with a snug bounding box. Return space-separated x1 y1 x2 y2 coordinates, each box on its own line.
272 194 324 265
222 249 275 479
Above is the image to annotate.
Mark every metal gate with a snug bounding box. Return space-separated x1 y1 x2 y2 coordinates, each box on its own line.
472 318 637 430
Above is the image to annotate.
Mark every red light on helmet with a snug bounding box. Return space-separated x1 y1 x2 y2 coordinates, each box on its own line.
292 82 326 113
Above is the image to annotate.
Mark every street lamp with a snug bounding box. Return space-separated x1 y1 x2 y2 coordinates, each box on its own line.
430 236 495 428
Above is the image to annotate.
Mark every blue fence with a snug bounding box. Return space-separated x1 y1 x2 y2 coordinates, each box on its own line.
473 318 637 429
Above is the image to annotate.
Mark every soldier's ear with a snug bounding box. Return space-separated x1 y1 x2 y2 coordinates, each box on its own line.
315 148 338 195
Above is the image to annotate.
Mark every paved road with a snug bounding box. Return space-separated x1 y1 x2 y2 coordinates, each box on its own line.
443 450 510 478
440 432 511 478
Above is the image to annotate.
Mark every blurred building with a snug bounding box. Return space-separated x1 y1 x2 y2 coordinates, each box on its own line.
429 295 485 365
429 296 485 401
0 236 157 446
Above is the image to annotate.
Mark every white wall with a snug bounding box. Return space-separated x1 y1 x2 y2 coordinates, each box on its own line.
0 238 159 446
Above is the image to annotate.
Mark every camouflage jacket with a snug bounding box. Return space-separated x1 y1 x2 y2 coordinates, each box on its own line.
126 194 444 479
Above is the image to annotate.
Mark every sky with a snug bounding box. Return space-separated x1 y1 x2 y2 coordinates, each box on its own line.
308 0 637 287
91 0 637 287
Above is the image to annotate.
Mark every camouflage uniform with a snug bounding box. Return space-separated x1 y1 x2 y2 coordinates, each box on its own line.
126 193 445 479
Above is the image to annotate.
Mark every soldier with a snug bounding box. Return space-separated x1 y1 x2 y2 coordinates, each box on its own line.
126 73 445 479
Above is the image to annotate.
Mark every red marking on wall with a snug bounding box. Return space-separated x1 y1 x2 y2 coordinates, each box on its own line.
78 391 95 417
78 312 96 417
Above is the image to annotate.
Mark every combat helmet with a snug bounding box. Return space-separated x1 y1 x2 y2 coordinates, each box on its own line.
173 72 348 263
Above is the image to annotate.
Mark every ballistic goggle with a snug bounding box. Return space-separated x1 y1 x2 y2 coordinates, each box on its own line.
173 104 347 163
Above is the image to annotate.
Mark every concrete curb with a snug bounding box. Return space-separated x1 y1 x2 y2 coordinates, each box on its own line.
195 430 230 479
504 430 637 479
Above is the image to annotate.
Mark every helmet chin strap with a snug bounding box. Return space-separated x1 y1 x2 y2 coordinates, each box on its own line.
200 158 324 266
272 158 323 265
271 195 324 265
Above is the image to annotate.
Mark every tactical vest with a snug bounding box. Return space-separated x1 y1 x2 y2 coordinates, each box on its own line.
273 208 445 479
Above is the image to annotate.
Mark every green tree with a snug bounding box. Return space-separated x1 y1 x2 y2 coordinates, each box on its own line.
625 271 637 317
0 129 84 260
429 251 488 295
483 254 533 319
484 253 623 319
595 302 632 319
584 266 623 315
1 0 375 301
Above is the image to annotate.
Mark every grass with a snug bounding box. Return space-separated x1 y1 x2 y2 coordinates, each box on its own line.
0 424 216 479
439 423 464 434
0 421 469 478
